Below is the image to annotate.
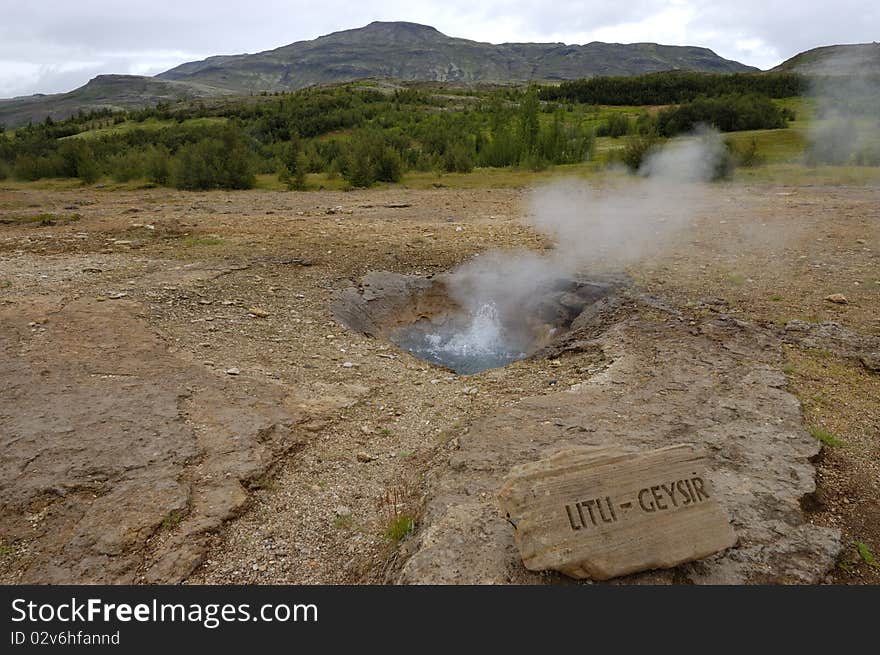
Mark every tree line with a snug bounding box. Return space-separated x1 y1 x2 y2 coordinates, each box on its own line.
539 71 807 105
0 87 597 188
0 70 827 188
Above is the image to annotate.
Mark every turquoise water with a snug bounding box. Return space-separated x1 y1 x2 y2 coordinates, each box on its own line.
391 302 528 375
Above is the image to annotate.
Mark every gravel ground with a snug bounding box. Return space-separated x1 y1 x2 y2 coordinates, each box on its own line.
1 181 877 583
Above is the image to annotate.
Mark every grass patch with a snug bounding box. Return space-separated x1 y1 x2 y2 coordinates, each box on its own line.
69 116 228 140
384 515 414 542
810 426 844 447
725 127 807 164
770 293 783 302
735 162 880 185
0 543 15 558
181 236 224 247
856 542 879 569
728 273 747 286
333 515 354 530
161 510 186 530
248 475 275 491
379 427 392 437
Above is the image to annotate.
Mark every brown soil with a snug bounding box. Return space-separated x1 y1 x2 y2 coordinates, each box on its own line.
0 182 877 584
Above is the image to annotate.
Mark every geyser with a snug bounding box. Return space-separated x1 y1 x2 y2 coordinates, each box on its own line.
391 301 524 374
332 131 730 374
332 270 627 375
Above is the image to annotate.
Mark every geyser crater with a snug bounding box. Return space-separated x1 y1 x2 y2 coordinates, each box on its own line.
332 270 628 374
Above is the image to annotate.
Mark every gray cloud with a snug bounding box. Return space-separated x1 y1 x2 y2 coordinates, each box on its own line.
1 1 877 98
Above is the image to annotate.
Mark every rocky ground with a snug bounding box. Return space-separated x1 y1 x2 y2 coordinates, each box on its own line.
0 181 877 584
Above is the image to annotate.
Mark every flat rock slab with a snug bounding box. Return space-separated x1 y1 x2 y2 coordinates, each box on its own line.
0 296 321 583
397 309 842 584
498 444 736 579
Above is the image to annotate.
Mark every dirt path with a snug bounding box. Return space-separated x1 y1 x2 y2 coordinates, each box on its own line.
1 182 877 583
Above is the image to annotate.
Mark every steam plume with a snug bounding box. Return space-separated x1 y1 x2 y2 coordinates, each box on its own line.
806 45 880 165
442 131 728 336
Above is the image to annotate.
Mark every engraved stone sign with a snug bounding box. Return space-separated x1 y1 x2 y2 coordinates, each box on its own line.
497 444 737 579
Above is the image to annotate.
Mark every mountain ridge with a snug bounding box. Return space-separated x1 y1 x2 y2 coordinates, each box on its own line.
772 42 880 74
158 20 756 91
2 20 760 127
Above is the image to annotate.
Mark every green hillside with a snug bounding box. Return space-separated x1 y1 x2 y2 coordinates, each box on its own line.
773 43 880 74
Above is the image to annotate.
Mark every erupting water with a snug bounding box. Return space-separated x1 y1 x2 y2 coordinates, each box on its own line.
391 302 528 374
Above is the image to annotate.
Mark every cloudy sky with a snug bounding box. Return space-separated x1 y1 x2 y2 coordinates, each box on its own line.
1 0 878 98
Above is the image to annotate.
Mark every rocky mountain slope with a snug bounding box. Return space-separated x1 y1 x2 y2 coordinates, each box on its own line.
1 21 757 127
158 21 756 92
0 75 232 128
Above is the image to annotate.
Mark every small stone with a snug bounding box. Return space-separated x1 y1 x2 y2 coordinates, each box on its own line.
248 307 270 317
225 367 240 375
784 320 811 332
356 451 375 463
335 506 352 517
824 293 848 304
342 361 355 368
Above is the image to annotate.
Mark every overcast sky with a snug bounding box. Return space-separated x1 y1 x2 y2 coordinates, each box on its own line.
1 0 878 98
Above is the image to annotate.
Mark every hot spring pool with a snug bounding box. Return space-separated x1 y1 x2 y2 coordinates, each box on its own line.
390 302 530 374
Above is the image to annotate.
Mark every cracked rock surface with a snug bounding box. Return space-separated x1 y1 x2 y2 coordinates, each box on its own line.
398 306 842 584
1 297 304 583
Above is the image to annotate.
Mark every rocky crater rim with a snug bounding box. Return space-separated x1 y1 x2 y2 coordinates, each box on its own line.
331 269 630 373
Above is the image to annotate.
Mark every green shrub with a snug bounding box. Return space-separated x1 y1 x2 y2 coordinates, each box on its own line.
735 137 765 167
13 154 48 181
77 157 101 184
108 150 144 182
710 140 737 180
522 152 549 171
597 112 631 138
144 145 171 185
343 131 404 187
170 125 255 190
635 111 659 136
657 94 790 136
621 135 659 172
442 141 474 173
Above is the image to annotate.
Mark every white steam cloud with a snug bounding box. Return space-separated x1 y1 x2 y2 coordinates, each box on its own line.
806 46 880 165
441 131 729 341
